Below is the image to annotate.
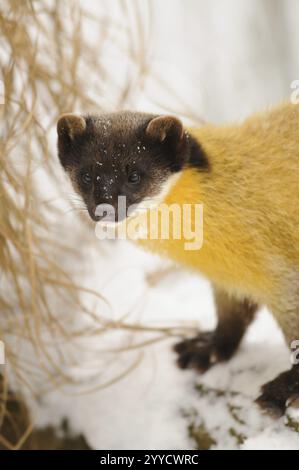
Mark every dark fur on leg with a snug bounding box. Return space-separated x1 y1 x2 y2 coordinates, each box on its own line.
174 287 258 372
255 365 299 418
174 331 239 372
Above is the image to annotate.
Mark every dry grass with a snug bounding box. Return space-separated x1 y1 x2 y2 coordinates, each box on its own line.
0 0 154 449
0 0 198 449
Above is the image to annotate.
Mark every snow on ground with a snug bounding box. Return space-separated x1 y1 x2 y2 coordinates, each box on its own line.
29 235 299 450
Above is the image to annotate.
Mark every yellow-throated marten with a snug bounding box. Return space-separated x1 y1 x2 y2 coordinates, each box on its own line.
57 102 299 417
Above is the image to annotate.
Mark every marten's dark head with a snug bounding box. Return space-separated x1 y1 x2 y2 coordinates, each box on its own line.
57 111 208 222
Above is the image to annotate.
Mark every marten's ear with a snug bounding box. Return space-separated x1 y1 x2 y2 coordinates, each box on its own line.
57 114 86 168
57 113 86 141
146 115 188 171
146 116 184 148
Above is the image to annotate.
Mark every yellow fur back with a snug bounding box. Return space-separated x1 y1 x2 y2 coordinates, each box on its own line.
136 102 299 307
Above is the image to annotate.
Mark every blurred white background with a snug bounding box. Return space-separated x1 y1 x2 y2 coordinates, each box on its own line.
108 0 299 122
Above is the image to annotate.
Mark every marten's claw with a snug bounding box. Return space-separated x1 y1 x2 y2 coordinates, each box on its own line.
255 366 299 418
173 332 223 373
254 394 285 419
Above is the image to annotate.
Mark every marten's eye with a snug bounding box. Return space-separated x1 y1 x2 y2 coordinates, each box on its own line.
128 171 140 184
81 172 92 185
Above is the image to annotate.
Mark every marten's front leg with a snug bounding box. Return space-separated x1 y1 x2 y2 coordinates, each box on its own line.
174 286 258 372
256 304 299 417
255 365 299 418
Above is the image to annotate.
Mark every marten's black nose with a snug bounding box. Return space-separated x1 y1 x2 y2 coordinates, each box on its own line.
87 205 101 221
92 204 116 223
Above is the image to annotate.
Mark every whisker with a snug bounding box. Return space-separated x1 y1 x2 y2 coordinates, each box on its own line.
67 197 84 204
65 207 88 214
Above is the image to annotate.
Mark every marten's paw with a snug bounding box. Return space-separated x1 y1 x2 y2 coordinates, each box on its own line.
255 366 299 418
173 331 235 373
